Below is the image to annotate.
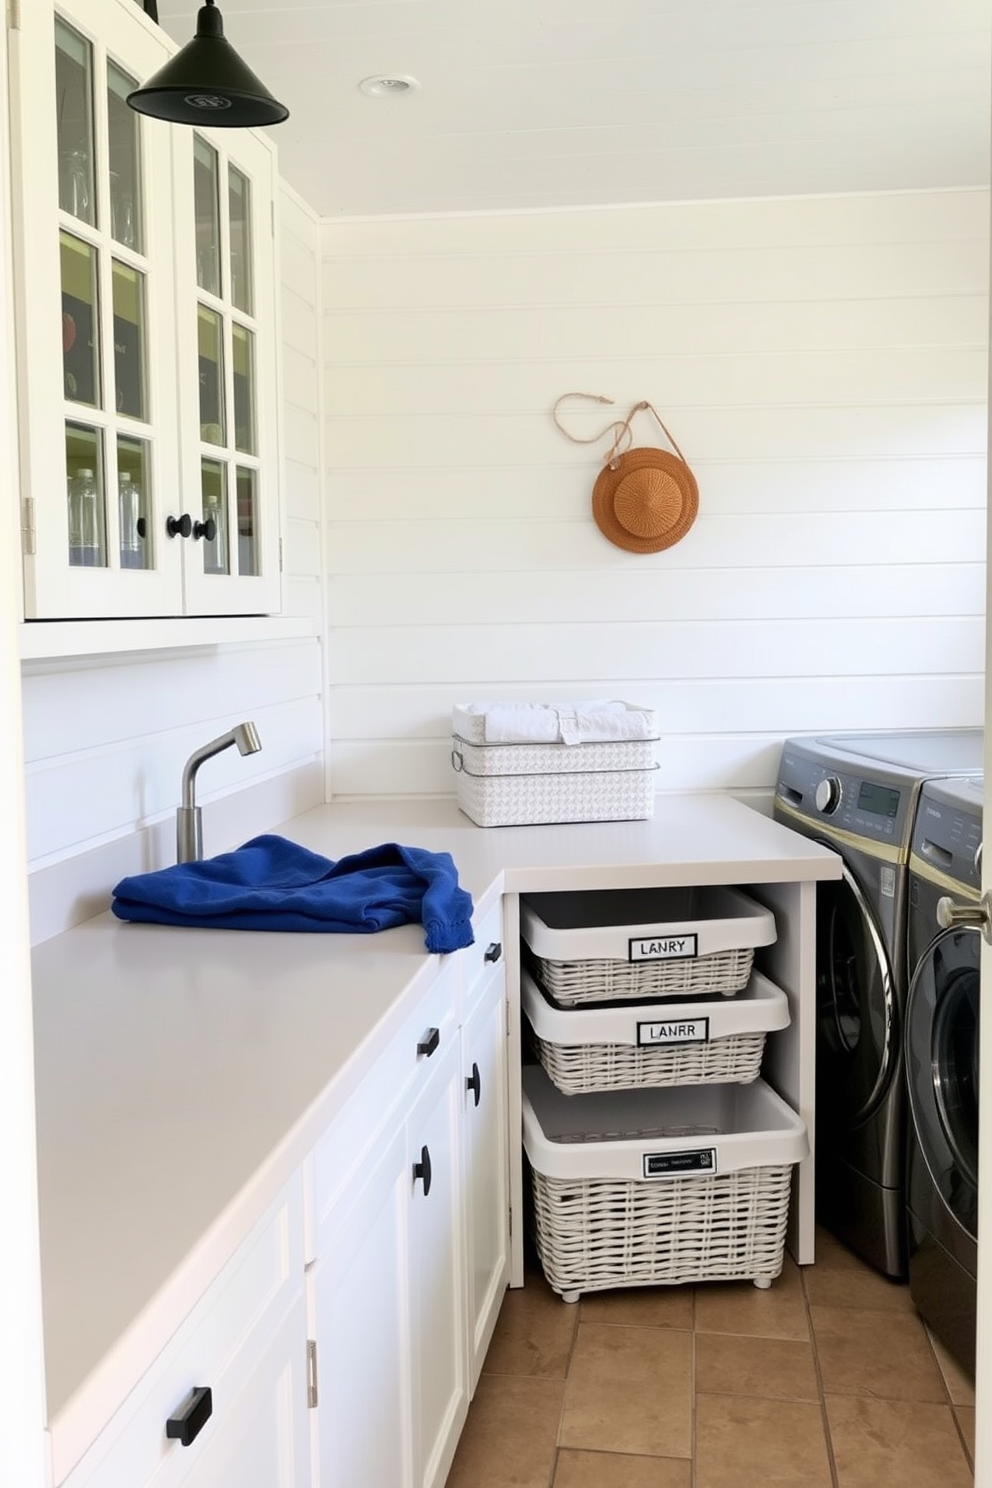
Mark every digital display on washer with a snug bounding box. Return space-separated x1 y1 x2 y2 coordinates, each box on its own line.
857 781 900 818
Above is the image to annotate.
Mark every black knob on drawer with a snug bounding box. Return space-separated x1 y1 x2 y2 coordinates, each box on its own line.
417 1026 440 1058
192 517 217 542
484 942 502 964
166 513 192 539
466 1062 481 1107
166 1385 212 1446
413 1145 432 1196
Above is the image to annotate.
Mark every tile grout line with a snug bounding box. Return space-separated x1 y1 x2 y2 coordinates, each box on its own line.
921 1325 976 1474
690 1286 698 1488
547 1290 582 1487
800 1256 843 1488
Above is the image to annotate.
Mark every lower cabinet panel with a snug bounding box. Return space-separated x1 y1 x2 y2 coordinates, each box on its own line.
310 1125 413 1488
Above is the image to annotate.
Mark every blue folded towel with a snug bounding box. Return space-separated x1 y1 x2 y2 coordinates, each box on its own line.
111 835 475 954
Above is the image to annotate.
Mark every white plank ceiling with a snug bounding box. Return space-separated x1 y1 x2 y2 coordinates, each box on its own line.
153 0 992 218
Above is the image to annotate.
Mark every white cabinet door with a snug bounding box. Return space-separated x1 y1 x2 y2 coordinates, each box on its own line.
310 989 471 1488
12 0 183 619
171 123 281 618
11 0 282 623
310 1125 413 1488
59 1176 307 1488
175 1288 309 1488
407 1036 468 1488
461 963 511 1393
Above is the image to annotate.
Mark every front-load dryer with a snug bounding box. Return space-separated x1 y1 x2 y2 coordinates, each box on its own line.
773 729 983 1279
905 775 983 1375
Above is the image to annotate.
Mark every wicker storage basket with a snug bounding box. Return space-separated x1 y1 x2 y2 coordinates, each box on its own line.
522 965 790 1094
522 1065 808 1301
451 702 659 827
520 885 776 1005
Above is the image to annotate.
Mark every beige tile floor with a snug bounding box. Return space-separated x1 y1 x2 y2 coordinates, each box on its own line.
446 1228 975 1488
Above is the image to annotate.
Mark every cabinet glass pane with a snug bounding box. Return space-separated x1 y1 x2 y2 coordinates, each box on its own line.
117 436 151 570
112 261 147 420
61 232 101 408
233 324 256 454
197 306 226 444
194 136 221 296
107 63 142 251
65 424 106 567
228 164 253 314
236 467 258 575
200 459 230 575
55 20 95 226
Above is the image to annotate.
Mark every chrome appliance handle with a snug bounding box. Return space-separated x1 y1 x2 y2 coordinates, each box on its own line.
937 893 992 946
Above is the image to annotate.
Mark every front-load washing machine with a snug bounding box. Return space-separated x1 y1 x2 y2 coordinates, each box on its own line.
905 775 983 1375
773 729 983 1278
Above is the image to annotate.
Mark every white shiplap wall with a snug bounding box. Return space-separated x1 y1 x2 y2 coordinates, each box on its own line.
23 181 326 944
320 189 988 800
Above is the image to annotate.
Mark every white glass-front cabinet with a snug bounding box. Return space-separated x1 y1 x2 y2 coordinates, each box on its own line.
10 0 281 621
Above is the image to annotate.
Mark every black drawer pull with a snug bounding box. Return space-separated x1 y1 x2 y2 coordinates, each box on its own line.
417 1026 440 1058
166 1385 212 1447
413 1144 432 1196
484 941 502 964
466 1062 481 1107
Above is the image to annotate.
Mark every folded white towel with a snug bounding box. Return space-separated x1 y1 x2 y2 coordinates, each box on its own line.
477 704 561 743
471 700 654 745
558 705 653 744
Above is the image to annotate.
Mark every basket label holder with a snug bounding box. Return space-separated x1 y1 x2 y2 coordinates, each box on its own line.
643 1148 718 1178
628 933 698 961
637 1015 710 1046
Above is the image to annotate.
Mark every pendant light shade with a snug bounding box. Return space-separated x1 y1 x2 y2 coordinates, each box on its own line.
127 0 289 128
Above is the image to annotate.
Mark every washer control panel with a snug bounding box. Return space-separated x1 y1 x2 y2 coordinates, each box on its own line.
775 750 908 845
911 789 983 894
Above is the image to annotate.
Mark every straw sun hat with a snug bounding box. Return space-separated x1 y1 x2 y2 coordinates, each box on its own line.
553 393 699 555
591 446 698 555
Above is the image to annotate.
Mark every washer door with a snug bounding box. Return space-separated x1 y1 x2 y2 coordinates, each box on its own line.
816 865 896 1130
905 925 980 1239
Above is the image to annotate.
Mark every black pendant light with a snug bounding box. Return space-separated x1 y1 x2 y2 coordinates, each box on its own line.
126 0 289 129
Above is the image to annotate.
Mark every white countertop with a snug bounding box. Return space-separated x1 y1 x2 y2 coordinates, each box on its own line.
31 793 840 1473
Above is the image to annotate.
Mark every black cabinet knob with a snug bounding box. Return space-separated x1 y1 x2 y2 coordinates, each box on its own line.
193 517 217 542
417 1026 440 1058
166 513 192 539
413 1144 432 1196
466 1062 481 1107
484 942 502 963
166 1385 212 1447
135 516 147 539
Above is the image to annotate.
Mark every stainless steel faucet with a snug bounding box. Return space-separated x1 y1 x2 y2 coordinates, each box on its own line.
177 721 262 864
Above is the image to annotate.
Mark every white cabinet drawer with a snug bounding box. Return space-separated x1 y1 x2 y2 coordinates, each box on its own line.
310 957 461 1221
61 1174 304 1488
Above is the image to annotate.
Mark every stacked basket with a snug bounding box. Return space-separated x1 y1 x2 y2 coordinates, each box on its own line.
519 885 809 1302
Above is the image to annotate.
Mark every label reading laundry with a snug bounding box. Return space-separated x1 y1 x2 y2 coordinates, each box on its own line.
628 932 698 962
643 1148 717 1179
637 1016 710 1046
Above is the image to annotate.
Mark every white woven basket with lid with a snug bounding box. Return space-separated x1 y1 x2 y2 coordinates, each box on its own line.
521 885 777 1004
522 965 790 1093
522 1065 808 1302
451 701 659 826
